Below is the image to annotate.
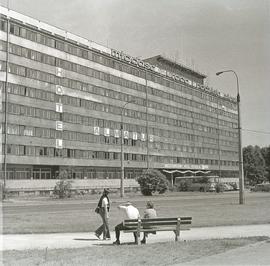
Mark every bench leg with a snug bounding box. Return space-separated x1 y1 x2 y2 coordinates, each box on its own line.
174 230 180 241
136 220 141 245
175 218 180 241
135 231 141 245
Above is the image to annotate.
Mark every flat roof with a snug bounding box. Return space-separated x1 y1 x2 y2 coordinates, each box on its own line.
145 55 207 79
0 6 235 103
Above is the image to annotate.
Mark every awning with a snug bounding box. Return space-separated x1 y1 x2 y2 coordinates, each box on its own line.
163 170 211 174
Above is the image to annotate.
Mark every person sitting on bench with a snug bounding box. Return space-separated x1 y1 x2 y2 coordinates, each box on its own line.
141 201 157 244
113 202 140 245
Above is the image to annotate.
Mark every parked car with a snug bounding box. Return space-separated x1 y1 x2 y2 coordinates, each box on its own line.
215 183 234 192
187 182 216 192
222 183 234 191
250 183 270 192
230 182 239 191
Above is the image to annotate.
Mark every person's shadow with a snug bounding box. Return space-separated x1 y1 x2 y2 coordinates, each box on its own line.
93 242 136 246
73 238 100 241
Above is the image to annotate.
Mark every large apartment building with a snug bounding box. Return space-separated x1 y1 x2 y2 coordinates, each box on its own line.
0 7 239 193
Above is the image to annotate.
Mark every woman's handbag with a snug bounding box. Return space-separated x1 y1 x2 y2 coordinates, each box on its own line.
95 207 100 214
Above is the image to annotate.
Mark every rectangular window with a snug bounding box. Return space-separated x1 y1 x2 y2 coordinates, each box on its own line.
26 29 37 42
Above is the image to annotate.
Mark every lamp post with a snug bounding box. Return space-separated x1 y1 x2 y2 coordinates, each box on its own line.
3 14 10 200
120 99 135 198
216 70 245 204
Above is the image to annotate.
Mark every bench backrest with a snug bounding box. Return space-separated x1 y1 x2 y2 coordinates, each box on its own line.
123 217 192 230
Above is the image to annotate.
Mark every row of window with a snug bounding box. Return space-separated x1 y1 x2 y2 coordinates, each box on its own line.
4 144 239 167
1 168 239 180
7 102 61 121
5 80 236 129
5 123 238 156
0 39 238 124
5 95 237 139
1 64 237 138
4 82 238 147
0 19 236 110
0 168 143 180
0 38 237 121
4 100 238 146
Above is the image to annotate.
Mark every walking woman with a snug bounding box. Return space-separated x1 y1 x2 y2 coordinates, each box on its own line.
94 188 111 240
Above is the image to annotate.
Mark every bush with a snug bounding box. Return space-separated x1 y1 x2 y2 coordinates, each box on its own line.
53 170 73 199
215 183 224 193
137 169 169 196
177 181 192 191
53 179 73 199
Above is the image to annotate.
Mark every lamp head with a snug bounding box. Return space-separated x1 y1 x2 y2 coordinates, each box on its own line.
216 71 223 76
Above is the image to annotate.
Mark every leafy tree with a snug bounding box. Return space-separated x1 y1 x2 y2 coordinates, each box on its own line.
137 169 169 196
198 176 209 183
243 145 266 185
53 170 73 199
261 146 270 182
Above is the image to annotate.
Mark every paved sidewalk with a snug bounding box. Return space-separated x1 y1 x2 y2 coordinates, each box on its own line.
180 240 270 265
1 224 270 251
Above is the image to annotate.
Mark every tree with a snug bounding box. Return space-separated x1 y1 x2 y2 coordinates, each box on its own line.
53 169 73 199
137 169 169 196
261 146 270 182
243 145 266 185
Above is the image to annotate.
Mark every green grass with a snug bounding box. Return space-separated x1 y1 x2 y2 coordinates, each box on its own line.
3 191 270 234
3 237 268 266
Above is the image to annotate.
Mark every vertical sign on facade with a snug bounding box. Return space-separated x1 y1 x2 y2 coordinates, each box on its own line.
56 139 63 149
132 132 138 140
56 67 63 77
104 128 110 137
123 131 129 139
56 121 63 131
94 126 100 135
114 129 120 138
56 103 63 113
56 85 64 95
141 133 146 141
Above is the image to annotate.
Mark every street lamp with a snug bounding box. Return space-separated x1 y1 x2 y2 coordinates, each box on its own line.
216 70 245 204
120 99 135 198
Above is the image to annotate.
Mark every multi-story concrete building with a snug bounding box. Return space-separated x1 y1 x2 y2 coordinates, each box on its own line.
0 7 239 193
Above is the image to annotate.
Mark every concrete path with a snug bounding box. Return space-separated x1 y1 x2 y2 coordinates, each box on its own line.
1 224 270 251
180 240 270 265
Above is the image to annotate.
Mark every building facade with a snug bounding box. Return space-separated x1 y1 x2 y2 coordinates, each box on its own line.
0 7 239 193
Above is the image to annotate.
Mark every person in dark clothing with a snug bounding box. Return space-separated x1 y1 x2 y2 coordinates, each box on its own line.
94 188 111 240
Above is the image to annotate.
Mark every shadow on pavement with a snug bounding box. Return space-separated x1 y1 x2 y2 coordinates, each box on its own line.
73 238 99 241
93 242 136 246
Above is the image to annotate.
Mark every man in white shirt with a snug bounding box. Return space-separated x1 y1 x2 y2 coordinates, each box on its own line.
113 202 140 245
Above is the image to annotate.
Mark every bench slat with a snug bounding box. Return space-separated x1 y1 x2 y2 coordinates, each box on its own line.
124 219 192 227
124 217 192 223
124 228 191 233
122 216 192 244
125 221 191 227
124 217 177 222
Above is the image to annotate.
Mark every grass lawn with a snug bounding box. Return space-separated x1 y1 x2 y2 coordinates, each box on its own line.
3 236 268 266
3 191 270 234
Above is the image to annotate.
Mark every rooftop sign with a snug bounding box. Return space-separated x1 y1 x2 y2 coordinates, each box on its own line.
111 49 236 103
1 7 235 104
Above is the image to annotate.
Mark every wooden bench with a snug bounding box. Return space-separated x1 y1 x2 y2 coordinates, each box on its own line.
123 217 192 245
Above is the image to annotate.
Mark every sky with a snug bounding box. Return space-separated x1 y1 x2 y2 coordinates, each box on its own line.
2 0 270 147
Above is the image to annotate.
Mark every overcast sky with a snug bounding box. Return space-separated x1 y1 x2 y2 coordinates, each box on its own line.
3 0 270 147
